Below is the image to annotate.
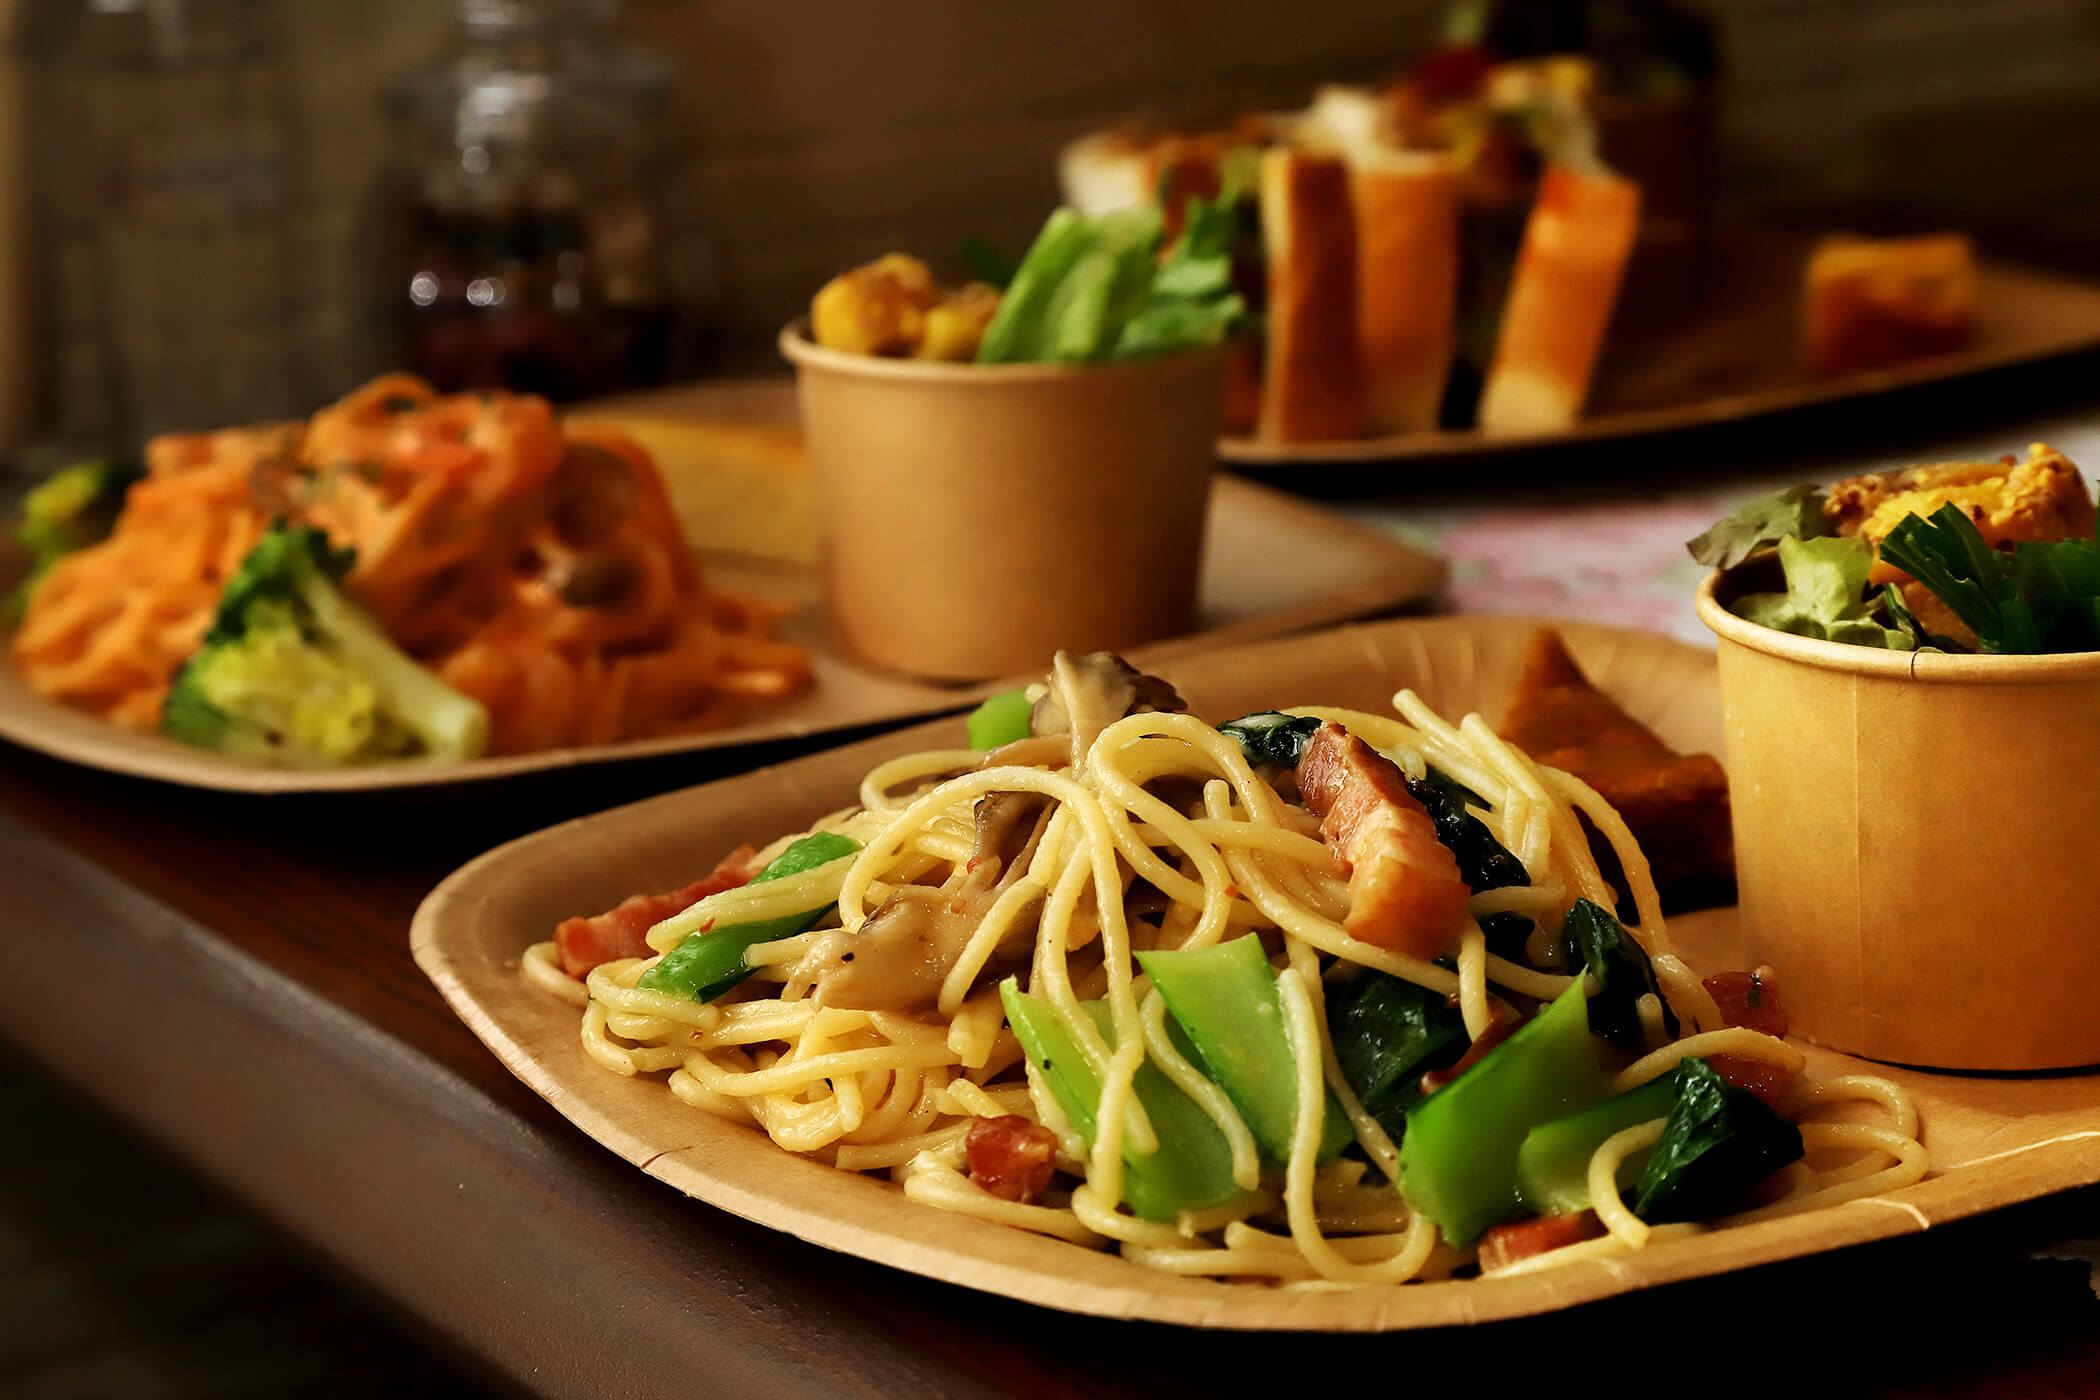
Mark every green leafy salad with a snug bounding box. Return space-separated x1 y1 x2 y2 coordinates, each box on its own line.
1690 459 2100 655
973 186 1252 365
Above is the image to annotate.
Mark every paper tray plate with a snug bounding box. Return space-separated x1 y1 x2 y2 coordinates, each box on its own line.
411 614 2100 1329
0 474 1440 793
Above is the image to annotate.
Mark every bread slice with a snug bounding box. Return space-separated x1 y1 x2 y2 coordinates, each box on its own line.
1257 147 1362 442
1477 164 1640 432
1281 87 1458 436
1352 162 1458 434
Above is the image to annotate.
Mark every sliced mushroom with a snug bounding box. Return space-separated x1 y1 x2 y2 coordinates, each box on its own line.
804 792 1053 1013
542 549 640 607
1029 651 1184 772
550 441 639 545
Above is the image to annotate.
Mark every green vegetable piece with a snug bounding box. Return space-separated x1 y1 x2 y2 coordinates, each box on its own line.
635 832 862 1002
966 687 1033 750
1395 980 1610 1247
160 523 489 763
1111 188 1250 360
1879 503 2100 655
976 208 1093 363
1728 535 1908 648
975 192 1249 366
1878 582 1960 652
1560 898 1677 1051
1325 971 1468 1144
1136 933 1353 1165
1218 710 1321 770
1515 1073 1678 1216
1686 484 1832 569
1037 208 1161 363
1000 980 1246 1221
5 457 143 621
1630 1057 1805 1224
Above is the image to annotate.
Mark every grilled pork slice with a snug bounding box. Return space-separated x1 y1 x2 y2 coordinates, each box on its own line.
1500 629 1731 903
1258 147 1363 442
1296 721 1471 958
1476 164 1641 433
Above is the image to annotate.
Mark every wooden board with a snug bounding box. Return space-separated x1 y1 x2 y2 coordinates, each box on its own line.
0 471 1441 794
412 613 2100 1329
1221 238 2100 465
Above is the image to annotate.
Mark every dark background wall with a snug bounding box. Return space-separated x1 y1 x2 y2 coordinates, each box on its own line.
26 0 2100 408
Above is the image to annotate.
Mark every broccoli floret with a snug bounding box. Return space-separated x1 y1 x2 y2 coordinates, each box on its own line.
5 458 144 622
161 524 490 765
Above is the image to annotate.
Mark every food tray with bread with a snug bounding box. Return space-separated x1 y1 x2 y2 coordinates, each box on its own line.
1036 50 2100 465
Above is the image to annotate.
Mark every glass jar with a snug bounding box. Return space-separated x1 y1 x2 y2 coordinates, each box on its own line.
379 0 685 401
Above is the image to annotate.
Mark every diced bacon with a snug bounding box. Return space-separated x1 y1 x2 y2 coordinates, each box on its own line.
1704 970 1793 1106
964 1115 1058 1203
1296 722 1472 958
1703 970 1789 1037
554 844 757 979
1709 1054 1792 1109
1418 1001 1520 1096
1478 1211 1607 1273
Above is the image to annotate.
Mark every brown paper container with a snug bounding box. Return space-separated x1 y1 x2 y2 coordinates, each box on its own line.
1698 571 2100 1070
414 613 2100 1327
780 326 1226 680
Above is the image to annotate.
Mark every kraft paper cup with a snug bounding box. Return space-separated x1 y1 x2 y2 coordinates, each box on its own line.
780 326 1227 681
1698 567 2100 1071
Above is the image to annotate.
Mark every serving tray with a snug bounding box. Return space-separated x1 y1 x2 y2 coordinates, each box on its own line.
413 613 2100 1328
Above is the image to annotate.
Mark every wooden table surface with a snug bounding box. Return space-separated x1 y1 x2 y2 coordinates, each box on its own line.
4 697 2100 1398
9 363 2100 1396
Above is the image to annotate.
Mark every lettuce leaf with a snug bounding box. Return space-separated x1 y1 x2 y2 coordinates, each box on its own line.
1686 485 1832 570
975 192 1248 366
1727 535 1909 648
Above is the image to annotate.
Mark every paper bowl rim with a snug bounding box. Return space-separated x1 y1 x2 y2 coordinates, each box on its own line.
1695 569 2100 684
776 322 1227 386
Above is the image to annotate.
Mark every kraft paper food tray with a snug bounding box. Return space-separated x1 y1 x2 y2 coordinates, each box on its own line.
1697 570 2100 1071
0 473 1441 793
413 614 2100 1329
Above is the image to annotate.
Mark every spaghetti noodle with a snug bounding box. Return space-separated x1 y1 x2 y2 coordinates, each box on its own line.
524 658 1926 1284
11 374 809 756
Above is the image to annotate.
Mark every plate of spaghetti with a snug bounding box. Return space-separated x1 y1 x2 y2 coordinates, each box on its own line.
0 374 823 789
413 615 2100 1328
0 375 1446 793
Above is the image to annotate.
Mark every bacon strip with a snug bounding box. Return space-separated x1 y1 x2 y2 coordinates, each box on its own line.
554 843 757 979
1704 970 1793 1108
1296 722 1471 958
1479 1211 1607 1273
965 1115 1058 1203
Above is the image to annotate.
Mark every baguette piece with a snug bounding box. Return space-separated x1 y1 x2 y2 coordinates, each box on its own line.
1477 164 1640 433
1257 147 1362 442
